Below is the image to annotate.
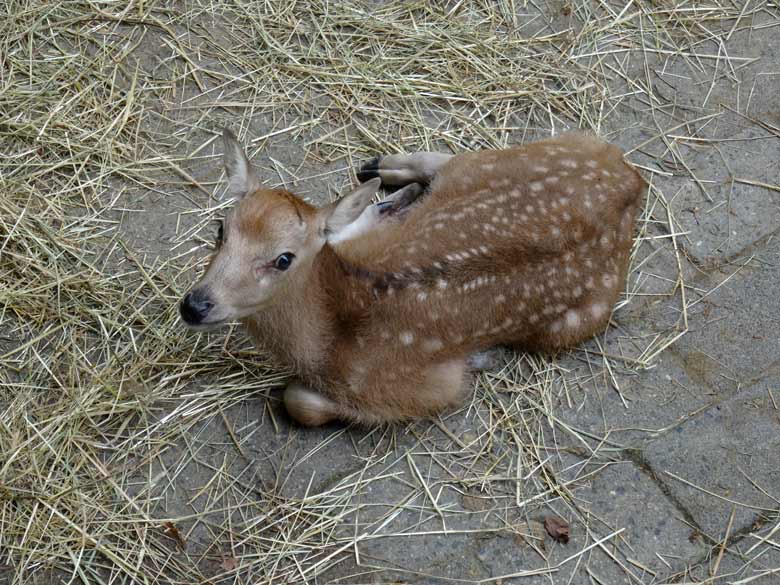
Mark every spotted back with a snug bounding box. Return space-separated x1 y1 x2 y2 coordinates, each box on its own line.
332 133 645 357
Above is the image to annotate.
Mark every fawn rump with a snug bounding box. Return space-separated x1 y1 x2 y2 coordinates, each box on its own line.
180 129 645 426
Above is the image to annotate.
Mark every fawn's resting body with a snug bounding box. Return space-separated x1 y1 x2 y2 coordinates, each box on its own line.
180 131 645 426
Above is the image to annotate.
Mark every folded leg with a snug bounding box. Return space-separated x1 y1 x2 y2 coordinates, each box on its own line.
358 152 453 186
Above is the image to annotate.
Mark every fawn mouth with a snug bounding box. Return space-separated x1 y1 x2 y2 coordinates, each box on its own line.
182 318 228 331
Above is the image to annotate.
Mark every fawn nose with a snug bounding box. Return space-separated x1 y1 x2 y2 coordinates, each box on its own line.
180 289 214 325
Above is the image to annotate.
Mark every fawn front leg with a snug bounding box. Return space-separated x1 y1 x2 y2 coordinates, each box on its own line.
358 152 453 186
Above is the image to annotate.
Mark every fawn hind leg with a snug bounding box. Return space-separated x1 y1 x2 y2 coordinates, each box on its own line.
331 183 425 244
420 359 468 414
376 182 425 216
285 360 468 426
360 359 467 422
358 152 453 187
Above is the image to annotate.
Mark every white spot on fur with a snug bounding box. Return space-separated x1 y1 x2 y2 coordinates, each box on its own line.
422 338 443 353
565 310 580 328
399 331 414 345
530 181 543 192
590 302 608 319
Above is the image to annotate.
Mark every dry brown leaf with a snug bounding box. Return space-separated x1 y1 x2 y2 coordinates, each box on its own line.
162 521 186 550
544 516 570 544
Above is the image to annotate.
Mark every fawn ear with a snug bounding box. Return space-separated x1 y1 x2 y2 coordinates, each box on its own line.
322 178 381 237
222 128 261 200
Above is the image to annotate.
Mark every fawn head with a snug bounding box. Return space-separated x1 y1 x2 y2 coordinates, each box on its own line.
179 129 380 328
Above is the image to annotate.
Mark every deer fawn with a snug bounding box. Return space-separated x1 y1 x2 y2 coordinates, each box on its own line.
180 129 645 426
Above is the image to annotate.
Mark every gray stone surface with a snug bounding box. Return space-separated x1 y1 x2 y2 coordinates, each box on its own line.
317 454 708 584
568 460 706 574
553 351 723 448
555 214 780 452
684 530 780 585
672 235 780 390
643 383 780 540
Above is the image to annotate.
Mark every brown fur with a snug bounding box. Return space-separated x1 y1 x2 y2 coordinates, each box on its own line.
184 133 646 426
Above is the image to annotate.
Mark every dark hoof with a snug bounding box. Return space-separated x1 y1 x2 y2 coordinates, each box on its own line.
356 156 380 182
393 183 424 210
376 201 394 215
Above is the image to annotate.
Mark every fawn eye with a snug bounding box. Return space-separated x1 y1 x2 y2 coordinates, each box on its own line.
216 220 224 244
274 252 295 271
